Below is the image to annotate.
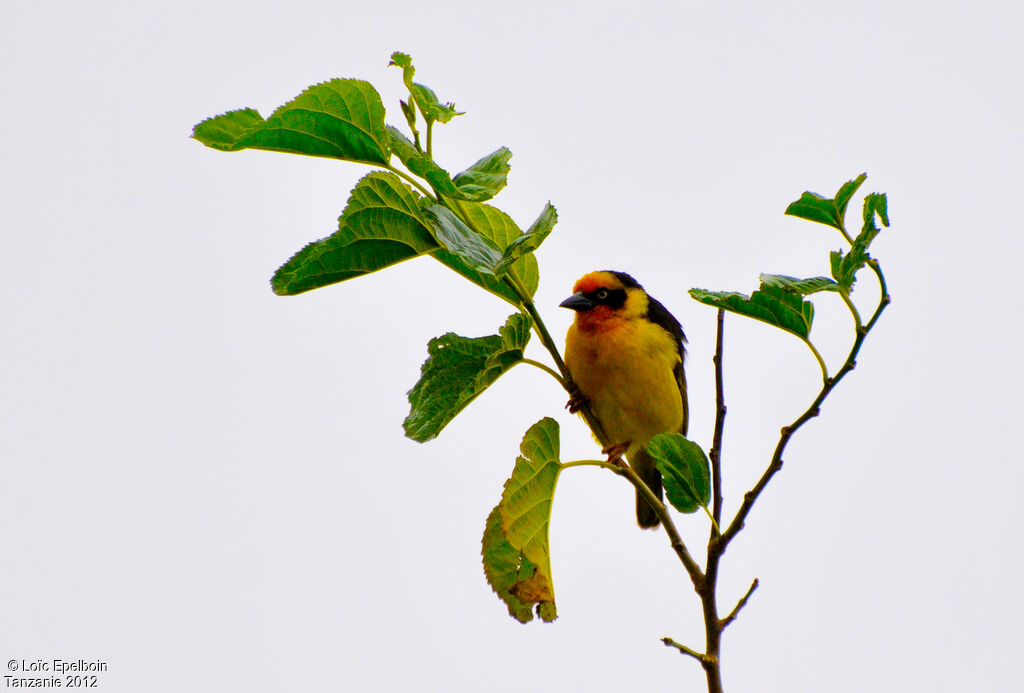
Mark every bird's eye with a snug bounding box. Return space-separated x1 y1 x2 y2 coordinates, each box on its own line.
595 289 609 300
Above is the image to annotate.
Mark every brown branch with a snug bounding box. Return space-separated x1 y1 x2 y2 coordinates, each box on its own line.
720 578 759 630
719 265 890 549
662 637 711 664
709 308 726 531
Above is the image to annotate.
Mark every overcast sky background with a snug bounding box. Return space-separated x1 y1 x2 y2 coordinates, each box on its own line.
3 2 1022 691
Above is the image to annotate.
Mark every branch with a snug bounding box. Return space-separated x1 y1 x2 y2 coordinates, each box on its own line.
719 262 890 548
562 458 705 588
709 308 726 531
662 637 711 664
720 578 759 630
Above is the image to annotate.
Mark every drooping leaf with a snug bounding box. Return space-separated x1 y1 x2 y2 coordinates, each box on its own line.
759 273 840 296
192 79 390 165
494 203 558 277
452 148 512 201
423 205 504 274
481 505 544 623
271 172 434 295
690 283 814 339
426 202 540 304
648 433 711 514
785 173 867 232
404 313 532 442
482 418 561 623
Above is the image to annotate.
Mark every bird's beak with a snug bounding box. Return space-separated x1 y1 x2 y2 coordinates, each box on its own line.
559 292 594 312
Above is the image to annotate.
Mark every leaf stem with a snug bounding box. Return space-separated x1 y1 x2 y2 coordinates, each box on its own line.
562 459 705 587
801 336 829 384
386 164 436 201
521 358 566 388
718 260 890 550
840 290 863 334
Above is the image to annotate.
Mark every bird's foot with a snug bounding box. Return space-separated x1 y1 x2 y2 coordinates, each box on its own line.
565 385 588 414
602 443 629 467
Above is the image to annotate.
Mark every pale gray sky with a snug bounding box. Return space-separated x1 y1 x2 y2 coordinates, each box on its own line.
3 2 1022 691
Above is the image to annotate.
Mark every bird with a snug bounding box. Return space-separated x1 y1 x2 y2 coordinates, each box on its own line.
560 270 688 528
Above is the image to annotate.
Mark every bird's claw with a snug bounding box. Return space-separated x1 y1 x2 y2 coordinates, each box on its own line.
565 385 588 414
602 443 629 466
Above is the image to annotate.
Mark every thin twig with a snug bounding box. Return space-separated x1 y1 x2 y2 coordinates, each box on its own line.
662 637 710 663
720 578 759 630
709 308 726 531
719 264 890 548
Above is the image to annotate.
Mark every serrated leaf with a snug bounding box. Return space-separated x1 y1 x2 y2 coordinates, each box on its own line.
192 80 390 165
411 83 463 124
785 173 868 232
191 108 264 150
404 313 532 442
482 418 561 623
690 283 814 338
386 126 462 197
452 148 512 201
425 202 539 305
423 204 504 274
834 173 868 221
387 130 510 203
832 192 889 293
759 273 840 296
494 203 557 277
863 192 889 229
389 52 462 124
648 433 710 514
272 172 434 295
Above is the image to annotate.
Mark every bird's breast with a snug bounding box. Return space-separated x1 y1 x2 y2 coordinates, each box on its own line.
565 319 683 451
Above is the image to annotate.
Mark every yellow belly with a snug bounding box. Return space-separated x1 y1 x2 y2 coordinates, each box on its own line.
565 318 683 453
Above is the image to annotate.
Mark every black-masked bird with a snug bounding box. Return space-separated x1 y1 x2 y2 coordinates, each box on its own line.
560 271 688 528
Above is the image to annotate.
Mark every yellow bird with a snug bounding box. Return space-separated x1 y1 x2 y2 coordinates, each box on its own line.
560 271 688 528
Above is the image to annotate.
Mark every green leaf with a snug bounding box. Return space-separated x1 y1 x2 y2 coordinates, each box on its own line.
386 126 462 197
482 418 561 623
832 192 889 292
690 282 814 338
759 273 840 296
404 313 532 442
271 172 435 295
785 173 867 231
389 52 462 125
192 79 391 165
481 505 546 623
863 192 889 229
494 203 557 277
425 202 539 305
423 205 504 274
452 148 512 201
191 108 264 150
834 173 868 222
648 433 711 514
386 129 510 203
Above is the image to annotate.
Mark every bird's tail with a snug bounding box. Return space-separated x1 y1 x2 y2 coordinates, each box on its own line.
631 448 663 529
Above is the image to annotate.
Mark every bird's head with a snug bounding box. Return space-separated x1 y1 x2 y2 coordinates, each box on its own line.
559 270 649 329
